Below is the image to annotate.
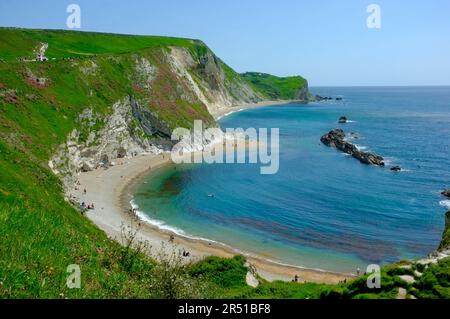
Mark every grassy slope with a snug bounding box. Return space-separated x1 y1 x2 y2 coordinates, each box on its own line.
0 28 204 61
0 28 213 298
0 28 448 299
241 72 307 100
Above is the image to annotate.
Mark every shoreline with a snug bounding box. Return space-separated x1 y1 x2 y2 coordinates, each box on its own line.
211 100 299 120
71 150 352 284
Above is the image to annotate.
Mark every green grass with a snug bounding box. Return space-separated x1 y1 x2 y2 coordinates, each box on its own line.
241 72 307 100
0 28 204 62
0 140 155 298
0 28 216 298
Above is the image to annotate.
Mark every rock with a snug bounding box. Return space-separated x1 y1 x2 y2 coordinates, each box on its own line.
117 146 127 158
336 97 343 101
81 162 92 172
338 116 348 124
100 154 109 167
294 83 310 102
396 287 407 299
310 94 333 102
441 189 450 198
320 129 385 166
399 265 412 270
80 149 96 158
398 275 415 284
391 166 402 172
245 271 259 288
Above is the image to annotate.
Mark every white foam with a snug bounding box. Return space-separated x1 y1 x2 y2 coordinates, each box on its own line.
130 199 228 244
354 144 367 151
383 157 398 166
128 201 352 275
440 200 450 209
130 200 186 235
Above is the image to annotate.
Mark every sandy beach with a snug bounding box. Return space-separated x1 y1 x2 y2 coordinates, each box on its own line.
69 100 352 284
211 100 298 120
71 155 351 284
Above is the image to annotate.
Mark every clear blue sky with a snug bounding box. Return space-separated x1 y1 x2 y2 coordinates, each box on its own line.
1 0 449 86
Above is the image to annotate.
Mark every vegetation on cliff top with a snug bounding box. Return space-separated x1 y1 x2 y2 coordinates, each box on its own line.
0 28 204 62
241 72 308 100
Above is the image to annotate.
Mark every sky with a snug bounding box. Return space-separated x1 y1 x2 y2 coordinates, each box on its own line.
1 0 449 86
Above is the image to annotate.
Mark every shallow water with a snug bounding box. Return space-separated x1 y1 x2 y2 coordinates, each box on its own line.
132 87 450 273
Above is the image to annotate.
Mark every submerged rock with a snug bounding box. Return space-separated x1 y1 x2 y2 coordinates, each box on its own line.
320 129 385 166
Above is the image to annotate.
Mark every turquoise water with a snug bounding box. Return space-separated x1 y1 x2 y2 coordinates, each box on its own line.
132 87 450 273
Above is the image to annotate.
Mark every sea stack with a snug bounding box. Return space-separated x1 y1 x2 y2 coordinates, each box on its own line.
320 129 385 166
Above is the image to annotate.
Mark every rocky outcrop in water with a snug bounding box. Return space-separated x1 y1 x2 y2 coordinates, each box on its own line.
320 129 385 166
390 166 402 172
310 94 333 102
442 190 450 198
338 116 348 124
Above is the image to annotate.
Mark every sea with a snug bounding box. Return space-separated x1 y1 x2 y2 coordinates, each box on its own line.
130 86 450 273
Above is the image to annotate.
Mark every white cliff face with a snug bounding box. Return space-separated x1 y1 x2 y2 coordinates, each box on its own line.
49 46 265 190
166 47 263 117
49 97 163 191
133 56 158 89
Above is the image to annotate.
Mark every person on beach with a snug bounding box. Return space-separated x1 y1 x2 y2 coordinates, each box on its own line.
356 267 361 276
83 188 87 195
182 249 190 257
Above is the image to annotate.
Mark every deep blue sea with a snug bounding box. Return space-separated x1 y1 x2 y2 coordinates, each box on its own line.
132 87 450 273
